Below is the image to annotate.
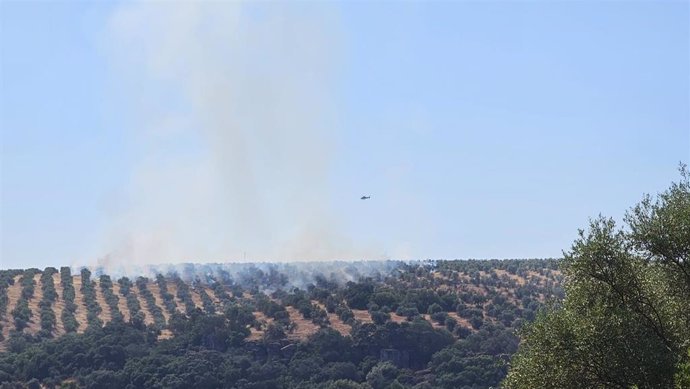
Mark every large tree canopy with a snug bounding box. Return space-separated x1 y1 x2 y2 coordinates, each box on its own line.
504 165 690 388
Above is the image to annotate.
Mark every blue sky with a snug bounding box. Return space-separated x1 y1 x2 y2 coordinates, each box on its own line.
1 1 688 270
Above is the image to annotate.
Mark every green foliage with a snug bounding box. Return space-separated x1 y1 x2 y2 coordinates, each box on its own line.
80 268 103 330
99 275 123 322
210 280 233 308
0 255 565 387
327 379 371 389
370 311 390 326
60 267 79 333
173 276 197 315
429 323 516 388
345 281 375 310
195 285 216 315
135 277 166 329
677 349 690 389
38 267 58 336
0 271 22 322
118 277 144 329
155 274 178 315
366 362 398 389
12 269 40 332
444 316 456 332
504 166 690 388
336 305 355 324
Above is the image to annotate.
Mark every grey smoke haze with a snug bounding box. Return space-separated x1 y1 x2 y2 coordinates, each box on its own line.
102 2 381 265
86 260 409 293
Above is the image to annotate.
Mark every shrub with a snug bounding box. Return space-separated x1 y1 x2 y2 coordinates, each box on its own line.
370 310 390 326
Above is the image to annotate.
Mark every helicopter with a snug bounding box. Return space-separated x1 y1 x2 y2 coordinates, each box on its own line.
361 195 371 200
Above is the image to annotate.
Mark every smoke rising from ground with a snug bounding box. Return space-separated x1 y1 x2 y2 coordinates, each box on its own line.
86 260 409 293
102 2 381 265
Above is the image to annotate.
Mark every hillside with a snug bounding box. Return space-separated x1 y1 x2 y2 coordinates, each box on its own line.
0 259 562 388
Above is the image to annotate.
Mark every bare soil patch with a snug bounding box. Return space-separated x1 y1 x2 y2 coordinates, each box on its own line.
446 312 474 331
422 314 446 330
286 306 320 340
390 313 407 323
494 269 527 286
351 309 372 324
248 311 273 341
157 329 174 340
312 302 351 336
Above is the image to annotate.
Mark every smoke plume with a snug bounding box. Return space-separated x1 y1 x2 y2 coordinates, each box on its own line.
102 2 380 265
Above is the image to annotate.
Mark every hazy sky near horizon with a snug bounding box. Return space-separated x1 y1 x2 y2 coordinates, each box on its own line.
1 1 689 270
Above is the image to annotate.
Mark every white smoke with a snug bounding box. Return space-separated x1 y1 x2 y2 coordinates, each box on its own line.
102 2 382 265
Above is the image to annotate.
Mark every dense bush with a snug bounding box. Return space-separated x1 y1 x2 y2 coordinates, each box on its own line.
336 305 355 324
344 281 374 310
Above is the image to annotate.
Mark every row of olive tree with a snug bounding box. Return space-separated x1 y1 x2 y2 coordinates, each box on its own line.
38 268 58 337
11 269 39 332
59 267 78 333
